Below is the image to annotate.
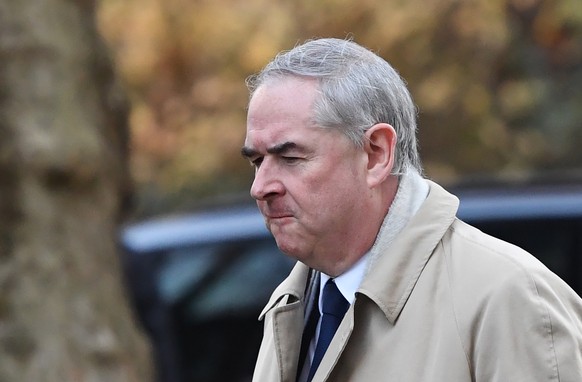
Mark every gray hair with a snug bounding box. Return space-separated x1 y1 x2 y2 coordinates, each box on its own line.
246 38 422 176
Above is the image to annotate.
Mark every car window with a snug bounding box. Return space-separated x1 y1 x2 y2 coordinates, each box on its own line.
155 237 295 382
177 239 295 320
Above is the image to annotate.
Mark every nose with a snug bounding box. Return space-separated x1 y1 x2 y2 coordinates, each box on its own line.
250 160 284 201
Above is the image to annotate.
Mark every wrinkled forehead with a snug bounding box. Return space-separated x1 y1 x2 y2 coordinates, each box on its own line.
244 115 318 152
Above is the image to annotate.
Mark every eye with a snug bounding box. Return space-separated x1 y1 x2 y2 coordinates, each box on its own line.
251 157 263 168
282 156 301 164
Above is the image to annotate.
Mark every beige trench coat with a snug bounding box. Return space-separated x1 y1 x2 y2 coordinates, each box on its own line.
252 181 582 381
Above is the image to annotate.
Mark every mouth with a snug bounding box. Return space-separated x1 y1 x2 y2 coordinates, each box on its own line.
258 203 289 218
261 208 294 221
266 212 293 219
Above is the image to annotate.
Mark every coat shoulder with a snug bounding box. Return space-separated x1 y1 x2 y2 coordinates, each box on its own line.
439 218 580 330
445 218 549 281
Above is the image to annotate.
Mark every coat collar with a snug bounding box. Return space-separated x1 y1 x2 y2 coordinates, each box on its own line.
259 261 312 320
359 180 459 324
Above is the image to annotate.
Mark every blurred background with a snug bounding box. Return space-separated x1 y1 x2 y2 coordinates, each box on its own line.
97 0 582 218
1 0 581 381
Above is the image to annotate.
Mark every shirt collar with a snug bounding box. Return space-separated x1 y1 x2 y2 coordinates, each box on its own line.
319 251 370 307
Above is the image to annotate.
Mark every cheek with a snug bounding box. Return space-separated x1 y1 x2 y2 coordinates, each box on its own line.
311 168 365 208
290 151 367 208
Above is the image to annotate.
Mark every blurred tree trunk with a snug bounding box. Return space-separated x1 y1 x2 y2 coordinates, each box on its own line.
0 0 153 381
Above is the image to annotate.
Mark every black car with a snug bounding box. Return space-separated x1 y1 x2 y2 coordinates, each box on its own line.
120 182 582 382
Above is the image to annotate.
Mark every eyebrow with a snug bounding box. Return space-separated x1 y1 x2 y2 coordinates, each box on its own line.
240 146 258 159
241 141 299 159
267 142 298 155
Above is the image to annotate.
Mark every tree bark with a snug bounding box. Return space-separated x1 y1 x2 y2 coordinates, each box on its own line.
0 0 153 381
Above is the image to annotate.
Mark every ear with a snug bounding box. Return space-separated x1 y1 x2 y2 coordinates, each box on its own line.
364 123 397 188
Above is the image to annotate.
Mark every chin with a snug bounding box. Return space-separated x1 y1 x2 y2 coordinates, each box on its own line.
274 238 306 261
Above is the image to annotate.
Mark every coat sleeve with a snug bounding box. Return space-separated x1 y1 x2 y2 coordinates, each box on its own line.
471 266 582 381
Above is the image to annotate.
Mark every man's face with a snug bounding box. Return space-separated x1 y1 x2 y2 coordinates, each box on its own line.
243 77 371 273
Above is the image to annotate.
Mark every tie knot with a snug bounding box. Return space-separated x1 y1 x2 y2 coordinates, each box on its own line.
321 279 349 319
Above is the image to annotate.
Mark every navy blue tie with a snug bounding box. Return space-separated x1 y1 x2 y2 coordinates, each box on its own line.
307 279 349 382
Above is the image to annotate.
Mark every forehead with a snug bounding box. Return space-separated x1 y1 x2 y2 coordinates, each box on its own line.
245 77 320 145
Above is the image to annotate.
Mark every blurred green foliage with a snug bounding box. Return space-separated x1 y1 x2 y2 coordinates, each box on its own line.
97 0 582 217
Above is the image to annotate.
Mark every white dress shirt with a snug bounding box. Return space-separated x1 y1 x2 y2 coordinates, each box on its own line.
296 252 370 382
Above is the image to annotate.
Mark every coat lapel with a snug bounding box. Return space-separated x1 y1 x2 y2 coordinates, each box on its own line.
259 263 313 382
271 299 305 381
310 306 355 381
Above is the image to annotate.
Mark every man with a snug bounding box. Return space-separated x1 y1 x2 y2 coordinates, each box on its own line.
241 38 582 381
